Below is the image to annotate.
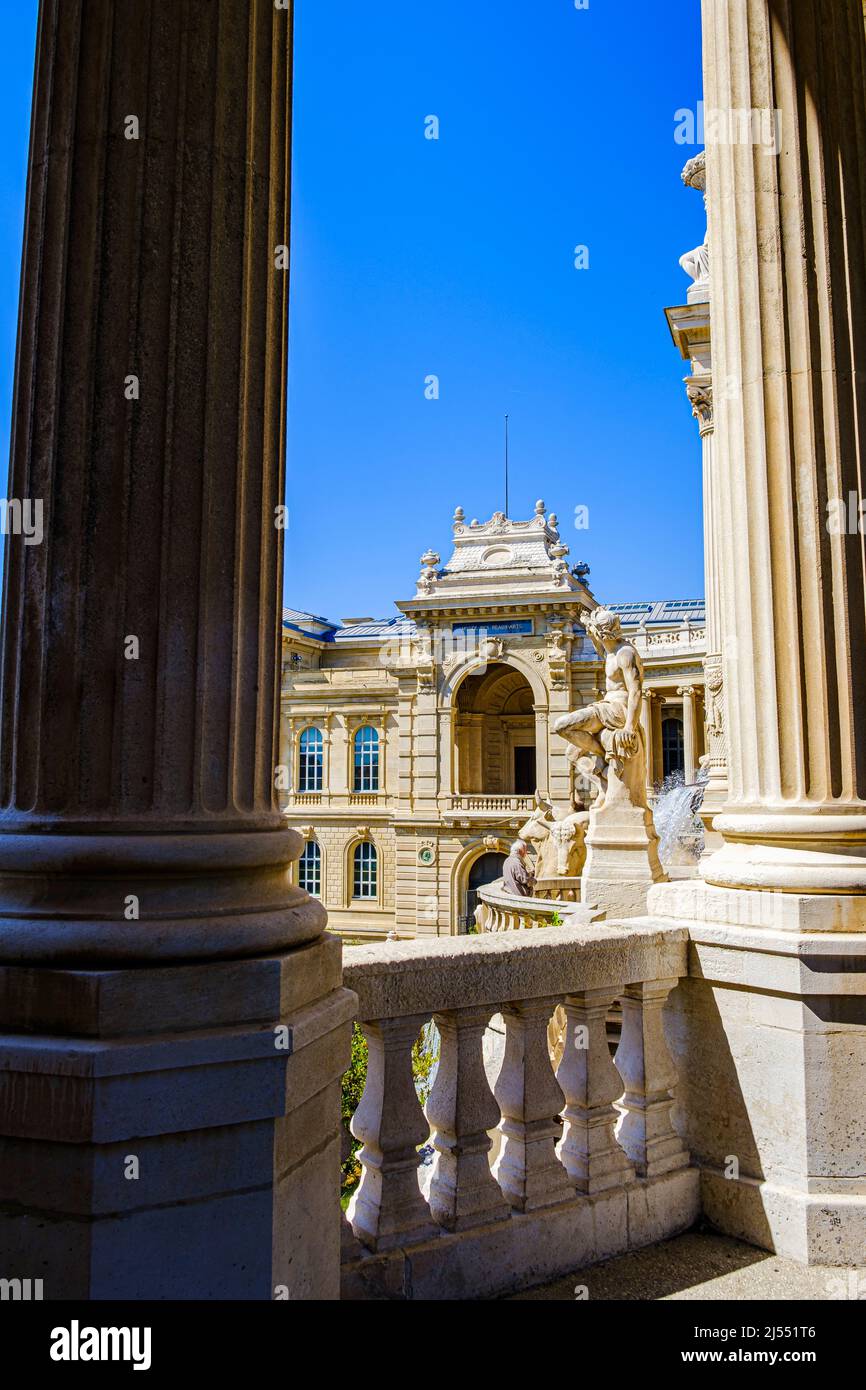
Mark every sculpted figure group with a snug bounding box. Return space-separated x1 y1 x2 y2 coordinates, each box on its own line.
553 606 650 813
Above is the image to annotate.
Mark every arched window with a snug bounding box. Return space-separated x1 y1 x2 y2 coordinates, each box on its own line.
298 840 321 897
662 717 685 780
298 727 323 792
353 725 379 792
353 841 378 899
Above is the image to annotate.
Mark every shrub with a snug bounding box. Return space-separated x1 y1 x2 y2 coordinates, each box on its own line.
341 1021 440 1199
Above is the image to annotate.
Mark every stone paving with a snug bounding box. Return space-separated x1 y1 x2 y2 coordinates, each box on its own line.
507 1230 863 1301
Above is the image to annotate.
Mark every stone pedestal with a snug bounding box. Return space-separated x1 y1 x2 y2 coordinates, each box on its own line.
581 775 666 920
0 938 354 1299
647 879 866 1264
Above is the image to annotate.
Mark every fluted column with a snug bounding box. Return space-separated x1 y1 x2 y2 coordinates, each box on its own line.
677 686 699 785
667 288 729 831
0 0 358 1302
701 0 866 896
0 0 320 960
640 690 661 797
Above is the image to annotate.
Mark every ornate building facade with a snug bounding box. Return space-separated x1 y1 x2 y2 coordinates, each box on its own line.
281 502 706 938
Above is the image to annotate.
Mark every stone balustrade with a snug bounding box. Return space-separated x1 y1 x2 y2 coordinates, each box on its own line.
474 879 599 931
341 921 696 1300
446 794 536 814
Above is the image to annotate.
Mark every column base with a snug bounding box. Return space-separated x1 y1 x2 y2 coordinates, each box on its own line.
0 936 356 1299
702 812 866 894
0 827 325 963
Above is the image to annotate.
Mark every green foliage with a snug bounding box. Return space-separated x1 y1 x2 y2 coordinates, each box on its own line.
550 910 563 926
341 1024 368 1195
340 1020 440 1198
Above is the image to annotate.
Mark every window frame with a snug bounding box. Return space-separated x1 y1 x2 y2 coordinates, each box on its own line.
298 839 322 897
352 724 380 793
352 840 378 900
298 726 324 793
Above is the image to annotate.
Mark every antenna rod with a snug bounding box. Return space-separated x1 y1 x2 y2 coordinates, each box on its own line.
504 414 509 517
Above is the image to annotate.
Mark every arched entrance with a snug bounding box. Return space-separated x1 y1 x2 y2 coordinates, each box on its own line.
454 662 536 795
462 850 506 932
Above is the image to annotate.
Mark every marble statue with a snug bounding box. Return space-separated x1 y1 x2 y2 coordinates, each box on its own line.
553 607 648 811
553 606 665 917
679 151 709 302
518 793 590 881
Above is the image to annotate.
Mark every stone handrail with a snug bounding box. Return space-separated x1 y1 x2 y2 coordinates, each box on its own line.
341 920 695 1300
474 878 600 931
446 794 536 813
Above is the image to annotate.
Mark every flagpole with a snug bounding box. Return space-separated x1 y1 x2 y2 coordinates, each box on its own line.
504 414 509 517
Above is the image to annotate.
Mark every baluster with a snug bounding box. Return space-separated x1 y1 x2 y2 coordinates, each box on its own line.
614 978 689 1177
425 1006 511 1230
492 997 575 1210
347 1014 437 1250
556 988 634 1192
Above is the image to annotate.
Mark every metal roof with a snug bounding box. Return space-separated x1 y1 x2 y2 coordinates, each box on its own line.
333 616 417 642
283 600 706 643
610 599 705 626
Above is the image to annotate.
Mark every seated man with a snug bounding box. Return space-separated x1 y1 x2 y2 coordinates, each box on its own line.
553 606 646 810
501 839 534 897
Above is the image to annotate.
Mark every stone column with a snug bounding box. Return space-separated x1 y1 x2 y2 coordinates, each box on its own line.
677 686 699 785
640 690 661 797
666 294 728 840
650 0 866 1267
0 0 354 1298
699 0 866 900
533 705 549 798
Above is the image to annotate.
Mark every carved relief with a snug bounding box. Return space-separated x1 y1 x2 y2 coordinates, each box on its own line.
702 653 726 768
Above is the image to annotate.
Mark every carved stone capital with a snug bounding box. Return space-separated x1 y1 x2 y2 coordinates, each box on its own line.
686 378 714 437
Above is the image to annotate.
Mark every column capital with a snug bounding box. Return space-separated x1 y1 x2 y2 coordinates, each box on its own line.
686 377 714 438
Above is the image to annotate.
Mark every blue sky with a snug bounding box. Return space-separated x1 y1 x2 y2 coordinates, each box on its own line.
0 1 706 624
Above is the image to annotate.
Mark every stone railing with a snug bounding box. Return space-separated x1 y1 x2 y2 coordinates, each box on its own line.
341 921 695 1300
445 794 536 815
474 879 599 931
633 624 706 656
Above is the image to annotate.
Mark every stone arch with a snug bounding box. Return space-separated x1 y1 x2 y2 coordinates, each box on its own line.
442 650 548 711
448 659 544 798
450 837 509 934
343 834 382 909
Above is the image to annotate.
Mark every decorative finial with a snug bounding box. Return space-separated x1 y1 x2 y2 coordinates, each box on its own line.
453 505 465 524
548 512 558 530
535 499 546 515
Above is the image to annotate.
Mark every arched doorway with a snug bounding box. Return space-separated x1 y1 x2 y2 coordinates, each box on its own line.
462 850 506 932
454 662 536 795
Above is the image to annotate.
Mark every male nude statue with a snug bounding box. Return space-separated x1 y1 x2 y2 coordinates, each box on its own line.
552 606 646 810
